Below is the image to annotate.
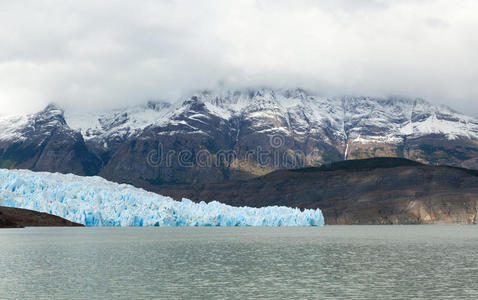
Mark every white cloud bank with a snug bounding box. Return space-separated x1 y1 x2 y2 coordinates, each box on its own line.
0 0 477 115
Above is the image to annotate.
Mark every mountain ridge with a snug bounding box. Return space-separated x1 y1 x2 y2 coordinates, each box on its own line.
1 88 478 186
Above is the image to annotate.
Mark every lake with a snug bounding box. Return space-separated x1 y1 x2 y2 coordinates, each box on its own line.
1 226 477 299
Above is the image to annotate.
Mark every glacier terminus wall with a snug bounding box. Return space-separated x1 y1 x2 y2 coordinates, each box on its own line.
0 169 324 227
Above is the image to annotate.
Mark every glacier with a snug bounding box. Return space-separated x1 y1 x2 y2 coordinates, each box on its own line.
0 169 324 227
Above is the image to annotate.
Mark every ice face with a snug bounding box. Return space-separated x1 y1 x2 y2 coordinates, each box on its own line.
0 169 324 227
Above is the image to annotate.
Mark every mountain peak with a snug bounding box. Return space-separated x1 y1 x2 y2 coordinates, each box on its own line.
44 102 63 111
41 103 65 117
37 103 66 125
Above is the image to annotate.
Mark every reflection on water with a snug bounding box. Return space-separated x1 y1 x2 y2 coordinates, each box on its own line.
1 226 477 299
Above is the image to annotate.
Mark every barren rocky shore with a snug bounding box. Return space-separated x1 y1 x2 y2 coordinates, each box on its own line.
0 206 83 228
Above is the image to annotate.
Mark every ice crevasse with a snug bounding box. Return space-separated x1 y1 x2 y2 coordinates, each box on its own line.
0 169 324 227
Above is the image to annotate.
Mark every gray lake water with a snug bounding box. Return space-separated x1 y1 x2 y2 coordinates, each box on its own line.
1 226 478 299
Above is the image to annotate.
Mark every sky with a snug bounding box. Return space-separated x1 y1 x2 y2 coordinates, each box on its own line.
0 0 477 116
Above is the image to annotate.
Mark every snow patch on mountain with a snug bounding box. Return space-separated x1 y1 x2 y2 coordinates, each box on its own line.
0 115 29 142
64 101 175 149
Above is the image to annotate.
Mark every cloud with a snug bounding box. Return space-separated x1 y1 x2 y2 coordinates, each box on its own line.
0 0 477 116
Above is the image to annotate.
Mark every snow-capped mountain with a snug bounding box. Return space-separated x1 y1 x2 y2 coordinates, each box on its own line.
0 104 100 175
64 89 478 147
1 88 478 187
65 101 174 150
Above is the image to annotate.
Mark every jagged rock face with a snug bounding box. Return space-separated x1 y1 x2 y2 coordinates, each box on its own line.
0 105 101 175
2 89 478 185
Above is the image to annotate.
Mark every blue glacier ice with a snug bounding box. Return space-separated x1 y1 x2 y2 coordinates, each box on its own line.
0 169 324 226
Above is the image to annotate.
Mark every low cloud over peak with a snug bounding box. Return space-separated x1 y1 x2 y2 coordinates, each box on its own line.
1 0 477 116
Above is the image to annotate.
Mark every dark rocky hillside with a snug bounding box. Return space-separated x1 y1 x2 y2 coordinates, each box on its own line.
155 158 478 224
0 206 84 228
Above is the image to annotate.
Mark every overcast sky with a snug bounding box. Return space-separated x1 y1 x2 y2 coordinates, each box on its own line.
0 0 477 116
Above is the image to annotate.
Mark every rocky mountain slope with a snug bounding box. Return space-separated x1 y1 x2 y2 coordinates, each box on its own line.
1 88 478 186
156 158 478 225
0 104 101 175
